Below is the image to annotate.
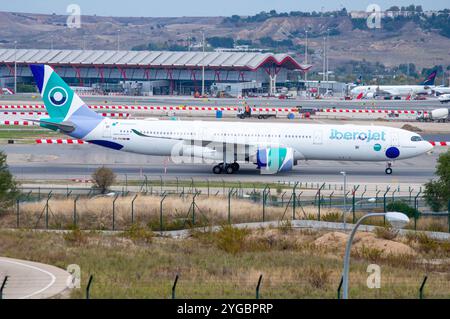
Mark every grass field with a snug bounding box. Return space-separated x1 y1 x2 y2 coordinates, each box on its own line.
0 226 448 299
2 195 448 233
0 128 62 139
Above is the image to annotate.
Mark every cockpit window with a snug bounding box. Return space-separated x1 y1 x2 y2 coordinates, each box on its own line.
411 136 423 142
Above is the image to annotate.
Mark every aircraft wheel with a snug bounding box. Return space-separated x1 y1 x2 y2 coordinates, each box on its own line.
225 165 234 174
385 168 393 175
213 165 223 174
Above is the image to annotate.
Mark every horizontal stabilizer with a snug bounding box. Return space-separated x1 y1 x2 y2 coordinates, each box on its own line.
25 118 76 133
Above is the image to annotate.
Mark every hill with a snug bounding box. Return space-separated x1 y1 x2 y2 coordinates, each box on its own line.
0 10 449 76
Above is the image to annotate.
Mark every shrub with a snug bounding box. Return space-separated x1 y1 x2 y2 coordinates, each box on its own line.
306 265 330 289
92 166 116 194
215 225 249 255
63 227 87 245
321 212 341 222
123 224 153 243
374 226 398 240
358 245 384 263
386 201 418 218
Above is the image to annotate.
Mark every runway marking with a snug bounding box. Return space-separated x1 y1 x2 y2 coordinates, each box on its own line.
0 258 57 299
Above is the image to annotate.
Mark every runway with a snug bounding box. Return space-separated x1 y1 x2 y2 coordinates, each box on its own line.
1 144 443 185
0 256 71 299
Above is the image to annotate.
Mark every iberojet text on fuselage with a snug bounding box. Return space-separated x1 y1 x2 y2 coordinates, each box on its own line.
329 129 386 143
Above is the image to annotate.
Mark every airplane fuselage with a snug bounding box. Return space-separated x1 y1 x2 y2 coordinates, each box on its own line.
76 119 432 164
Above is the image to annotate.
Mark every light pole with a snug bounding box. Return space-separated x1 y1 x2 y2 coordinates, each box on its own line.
322 36 326 83
201 31 205 97
340 171 347 228
326 29 330 82
342 212 410 299
304 29 308 82
14 41 17 95
117 29 121 51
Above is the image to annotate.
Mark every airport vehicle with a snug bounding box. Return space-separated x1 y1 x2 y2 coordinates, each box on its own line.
351 70 437 99
438 94 450 104
29 64 433 175
417 108 449 122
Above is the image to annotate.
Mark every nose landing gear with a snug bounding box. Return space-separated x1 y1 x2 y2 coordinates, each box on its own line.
213 162 240 174
385 162 393 175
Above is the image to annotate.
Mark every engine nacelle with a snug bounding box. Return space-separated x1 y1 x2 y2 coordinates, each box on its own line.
256 147 294 173
366 92 375 99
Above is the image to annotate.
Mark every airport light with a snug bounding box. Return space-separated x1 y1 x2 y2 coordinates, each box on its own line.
342 212 410 299
14 41 17 95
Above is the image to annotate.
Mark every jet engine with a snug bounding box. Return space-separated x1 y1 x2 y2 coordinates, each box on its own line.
256 147 294 173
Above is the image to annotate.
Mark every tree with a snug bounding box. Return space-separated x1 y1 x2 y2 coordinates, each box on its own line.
0 151 19 211
92 167 116 194
424 150 450 211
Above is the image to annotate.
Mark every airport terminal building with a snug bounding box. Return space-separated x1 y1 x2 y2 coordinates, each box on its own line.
0 49 310 96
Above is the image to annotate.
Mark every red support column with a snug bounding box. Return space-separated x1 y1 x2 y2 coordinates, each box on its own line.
72 66 83 86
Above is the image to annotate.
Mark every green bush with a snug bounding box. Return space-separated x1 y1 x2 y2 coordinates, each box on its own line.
386 201 418 218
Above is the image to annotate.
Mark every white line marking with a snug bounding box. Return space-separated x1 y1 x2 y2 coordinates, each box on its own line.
0 259 57 299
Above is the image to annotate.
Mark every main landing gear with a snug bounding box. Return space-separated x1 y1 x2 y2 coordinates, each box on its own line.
213 162 240 174
385 162 393 175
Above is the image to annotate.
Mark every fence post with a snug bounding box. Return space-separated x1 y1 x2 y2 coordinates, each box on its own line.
175 177 179 194
0 276 8 299
383 186 391 212
206 179 210 197
337 276 343 299
45 192 53 229
112 195 119 231
292 182 299 220
131 194 138 225
256 274 263 299
448 200 450 233
73 195 80 227
375 190 381 208
86 275 93 299
172 274 179 299
317 183 325 221
262 186 269 222
16 199 20 228
228 188 234 224
160 193 167 234
419 276 428 299
191 193 199 225
414 189 422 231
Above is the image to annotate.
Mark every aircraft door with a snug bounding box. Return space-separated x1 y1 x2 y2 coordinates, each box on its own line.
391 132 400 146
313 130 323 145
102 120 112 138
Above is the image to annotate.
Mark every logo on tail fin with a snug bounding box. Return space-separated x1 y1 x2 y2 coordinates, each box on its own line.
421 70 437 86
48 87 69 106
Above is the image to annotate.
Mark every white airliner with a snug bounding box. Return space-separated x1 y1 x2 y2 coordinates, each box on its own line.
351 70 437 99
29 64 433 175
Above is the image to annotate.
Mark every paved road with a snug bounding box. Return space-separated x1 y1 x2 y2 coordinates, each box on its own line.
1 144 445 185
1 94 446 110
0 257 71 299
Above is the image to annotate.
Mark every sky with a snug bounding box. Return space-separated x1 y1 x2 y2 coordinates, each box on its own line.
1 0 449 17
